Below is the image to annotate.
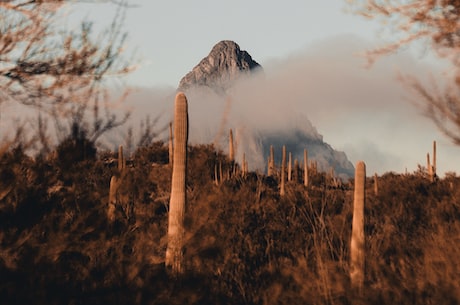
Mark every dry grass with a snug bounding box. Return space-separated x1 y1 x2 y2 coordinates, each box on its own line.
0 144 459 304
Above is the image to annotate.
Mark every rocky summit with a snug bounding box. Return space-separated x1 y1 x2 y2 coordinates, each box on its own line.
178 40 262 93
176 40 354 178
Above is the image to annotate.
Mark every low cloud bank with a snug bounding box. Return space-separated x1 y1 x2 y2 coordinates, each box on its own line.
119 34 459 176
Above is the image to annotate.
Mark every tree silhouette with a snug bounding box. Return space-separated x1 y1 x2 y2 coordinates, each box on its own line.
349 0 460 144
0 0 133 149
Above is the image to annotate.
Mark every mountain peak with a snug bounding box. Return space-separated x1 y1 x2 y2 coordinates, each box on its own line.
178 40 262 93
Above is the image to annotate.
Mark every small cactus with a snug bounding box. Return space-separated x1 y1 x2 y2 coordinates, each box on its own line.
288 152 292 182
242 152 247 176
108 145 126 222
374 173 378 196
351 161 366 294
165 92 189 275
280 145 286 196
304 149 309 187
268 145 275 176
433 140 436 174
229 129 234 162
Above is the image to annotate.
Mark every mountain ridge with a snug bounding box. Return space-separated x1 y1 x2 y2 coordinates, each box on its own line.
178 40 262 94
177 40 354 178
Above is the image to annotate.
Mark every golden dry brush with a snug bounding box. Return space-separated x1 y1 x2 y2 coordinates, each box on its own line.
165 92 189 275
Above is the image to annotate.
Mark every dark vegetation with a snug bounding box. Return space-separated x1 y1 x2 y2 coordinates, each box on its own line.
1 138 459 305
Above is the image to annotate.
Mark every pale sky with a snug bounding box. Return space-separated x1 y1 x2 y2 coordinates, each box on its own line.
68 0 460 177
74 0 382 87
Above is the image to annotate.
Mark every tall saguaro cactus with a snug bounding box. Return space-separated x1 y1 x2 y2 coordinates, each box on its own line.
288 152 292 182
432 140 437 181
268 145 275 176
280 145 286 196
108 145 125 222
351 161 366 294
229 129 234 162
165 92 189 275
374 173 379 196
168 122 173 167
304 149 309 187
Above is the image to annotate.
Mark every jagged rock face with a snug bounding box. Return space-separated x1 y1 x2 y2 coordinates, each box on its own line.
177 40 355 178
178 40 262 93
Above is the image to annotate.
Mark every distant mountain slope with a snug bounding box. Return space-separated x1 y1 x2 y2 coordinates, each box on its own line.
177 40 354 178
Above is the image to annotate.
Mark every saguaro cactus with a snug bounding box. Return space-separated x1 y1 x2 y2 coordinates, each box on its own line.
280 145 286 196
268 145 275 176
288 152 292 182
229 129 234 162
432 140 437 180
108 145 125 222
351 161 366 294
169 122 173 167
242 152 248 176
165 92 189 275
304 149 309 187
293 159 299 183
374 173 378 196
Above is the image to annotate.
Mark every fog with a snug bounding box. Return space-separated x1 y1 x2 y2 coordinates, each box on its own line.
121 34 459 176
2 34 456 176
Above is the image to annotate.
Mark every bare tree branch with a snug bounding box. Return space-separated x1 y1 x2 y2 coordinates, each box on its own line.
0 0 135 152
349 0 460 144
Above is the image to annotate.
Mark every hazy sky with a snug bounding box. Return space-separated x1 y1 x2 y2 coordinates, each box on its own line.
69 0 460 176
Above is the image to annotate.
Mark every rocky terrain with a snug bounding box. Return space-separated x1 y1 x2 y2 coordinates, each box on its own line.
178 40 354 178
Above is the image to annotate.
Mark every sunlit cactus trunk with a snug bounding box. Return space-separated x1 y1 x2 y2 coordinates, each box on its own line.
229 129 235 177
169 122 173 167
268 145 275 176
304 149 309 187
432 140 437 181
108 176 118 222
242 152 248 176
108 145 125 222
118 144 125 171
165 92 188 275
351 161 366 294
280 145 286 196
374 173 378 196
288 152 292 182
293 159 299 183
229 129 234 162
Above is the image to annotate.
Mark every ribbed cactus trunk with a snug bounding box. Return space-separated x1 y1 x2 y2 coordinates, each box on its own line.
166 92 188 275
108 145 125 222
374 173 378 196
242 152 247 176
118 145 125 171
433 140 436 181
280 146 286 196
169 122 173 167
304 149 309 187
351 161 366 294
268 145 275 176
293 159 299 183
108 176 118 222
288 152 292 182
229 129 235 177
427 153 433 182
229 129 234 162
